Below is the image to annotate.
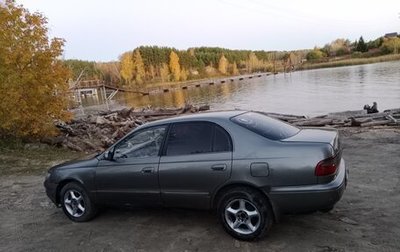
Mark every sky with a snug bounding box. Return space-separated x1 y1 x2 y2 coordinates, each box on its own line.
16 0 400 62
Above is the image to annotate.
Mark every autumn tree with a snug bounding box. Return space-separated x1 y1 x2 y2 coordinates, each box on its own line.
96 62 121 86
218 54 228 74
119 52 134 84
324 38 351 56
0 0 70 138
380 37 400 54
180 68 188 81
306 48 326 60
231 61 239 75
247 52 259 72
133 49 145 85
160 63 170 82
169 51 181 81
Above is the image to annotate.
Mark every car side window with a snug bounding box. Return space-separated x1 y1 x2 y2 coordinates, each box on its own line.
165 122 232 156
114 126 166 159
213 125 232 152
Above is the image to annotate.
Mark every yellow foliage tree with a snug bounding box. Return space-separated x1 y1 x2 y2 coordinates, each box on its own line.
0 1 70 138
231 61 239 75
96 62 121 86
160 63 170 82
119 52 134 84
133 49 145 85
180 68 188 81
169 51 181 82
218 54 228 74
248 52 259 73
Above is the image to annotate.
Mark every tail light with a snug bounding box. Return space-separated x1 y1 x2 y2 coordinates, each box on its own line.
315 154 339 176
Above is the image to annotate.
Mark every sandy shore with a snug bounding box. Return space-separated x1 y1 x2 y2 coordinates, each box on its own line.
0 127 399 251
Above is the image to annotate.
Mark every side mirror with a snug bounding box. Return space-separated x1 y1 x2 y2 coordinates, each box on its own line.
103 148 114 161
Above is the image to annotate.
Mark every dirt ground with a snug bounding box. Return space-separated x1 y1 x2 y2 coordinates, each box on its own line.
1 127 400 252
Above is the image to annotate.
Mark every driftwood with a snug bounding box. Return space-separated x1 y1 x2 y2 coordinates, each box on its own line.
48 106 400 152
48 104 211 152
265 108 400 129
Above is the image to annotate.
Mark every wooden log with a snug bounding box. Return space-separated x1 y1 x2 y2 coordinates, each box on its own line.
293 118 333 126
350 117 373 127
360 120 391 127
130 111 178 117
258 111 306 119
385 115 398 124
198 105 210 111
63 141 83 152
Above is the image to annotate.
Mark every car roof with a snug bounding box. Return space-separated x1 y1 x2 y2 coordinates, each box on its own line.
143 110 247 127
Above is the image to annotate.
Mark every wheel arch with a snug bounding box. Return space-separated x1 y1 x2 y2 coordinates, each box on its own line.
212 182 280 223
55 178 85 205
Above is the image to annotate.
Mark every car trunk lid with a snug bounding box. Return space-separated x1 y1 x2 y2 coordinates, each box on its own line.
281 128 341 153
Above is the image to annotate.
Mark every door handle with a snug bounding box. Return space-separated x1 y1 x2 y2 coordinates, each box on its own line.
211 164 227 171
141 167 155 174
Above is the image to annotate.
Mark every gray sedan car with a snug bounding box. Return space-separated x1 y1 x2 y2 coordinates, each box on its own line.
44 110 347 240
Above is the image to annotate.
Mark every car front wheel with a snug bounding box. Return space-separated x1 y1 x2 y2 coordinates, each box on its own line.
60 182 97 222
218 187 273 240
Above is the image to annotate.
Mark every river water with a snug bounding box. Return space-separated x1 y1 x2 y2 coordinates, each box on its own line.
81 61 400 116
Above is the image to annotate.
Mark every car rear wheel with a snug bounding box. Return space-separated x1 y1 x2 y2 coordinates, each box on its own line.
60 182 97 222
217 187 273 240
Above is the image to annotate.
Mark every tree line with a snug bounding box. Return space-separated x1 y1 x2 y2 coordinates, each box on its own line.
65 47 309 89
65 34 400 89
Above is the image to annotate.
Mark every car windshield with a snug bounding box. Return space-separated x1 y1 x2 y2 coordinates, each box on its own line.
231 112 300 140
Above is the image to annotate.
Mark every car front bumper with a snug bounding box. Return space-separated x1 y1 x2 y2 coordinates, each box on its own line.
44 176 58 206
269 158 348 213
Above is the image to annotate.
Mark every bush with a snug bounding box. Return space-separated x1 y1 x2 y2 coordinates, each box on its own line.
0 1 71 139
306 49 326 61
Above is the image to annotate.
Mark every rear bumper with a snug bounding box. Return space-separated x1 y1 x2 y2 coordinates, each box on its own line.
269 159 347 213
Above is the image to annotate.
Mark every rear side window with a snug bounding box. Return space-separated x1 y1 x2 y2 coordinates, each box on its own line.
165 122 232 156
231 112 299 140
213 125 231 152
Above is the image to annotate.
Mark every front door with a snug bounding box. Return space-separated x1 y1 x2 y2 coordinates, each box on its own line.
96 125 167 206
159 122 233 209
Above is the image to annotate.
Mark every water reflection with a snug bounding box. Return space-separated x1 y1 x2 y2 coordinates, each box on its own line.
80 61 400 116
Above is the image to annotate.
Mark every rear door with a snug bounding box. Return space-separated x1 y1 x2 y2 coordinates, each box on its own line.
159 122 232 209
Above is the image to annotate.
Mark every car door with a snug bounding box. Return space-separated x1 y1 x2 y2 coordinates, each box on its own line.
159 121 233 209
96 125 167 206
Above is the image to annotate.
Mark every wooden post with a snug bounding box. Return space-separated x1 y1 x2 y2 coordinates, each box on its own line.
103 84 109 111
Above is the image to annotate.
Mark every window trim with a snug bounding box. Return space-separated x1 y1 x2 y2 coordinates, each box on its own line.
161 121 232 157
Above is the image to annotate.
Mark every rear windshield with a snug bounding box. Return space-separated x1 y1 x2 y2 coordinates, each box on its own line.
231 112 300 140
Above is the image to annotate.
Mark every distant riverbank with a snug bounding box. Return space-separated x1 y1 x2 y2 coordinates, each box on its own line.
141 54 400 92
298 54 400 70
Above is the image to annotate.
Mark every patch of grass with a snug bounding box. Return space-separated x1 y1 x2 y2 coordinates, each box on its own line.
0 139 84 175
299 54 400 70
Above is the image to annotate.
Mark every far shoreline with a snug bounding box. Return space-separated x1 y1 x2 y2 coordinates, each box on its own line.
138 55 400 94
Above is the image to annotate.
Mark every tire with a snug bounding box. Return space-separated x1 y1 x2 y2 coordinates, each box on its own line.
60 182 97 222
217 187 273 241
